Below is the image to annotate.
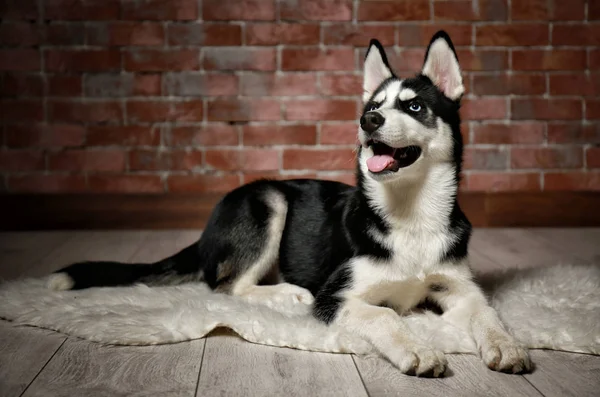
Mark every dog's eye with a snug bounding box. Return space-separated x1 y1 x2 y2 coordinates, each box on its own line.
365 103 378 112
408 101 422 112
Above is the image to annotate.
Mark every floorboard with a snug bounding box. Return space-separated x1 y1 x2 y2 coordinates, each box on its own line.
0 322 66 397
197 329 368 397
354 353 542 397
528 228 600 264
523 350 600 397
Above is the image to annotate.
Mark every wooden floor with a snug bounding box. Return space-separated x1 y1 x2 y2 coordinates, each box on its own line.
0 229 599 397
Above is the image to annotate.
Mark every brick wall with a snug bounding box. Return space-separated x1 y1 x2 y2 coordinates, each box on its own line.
0 0 598 194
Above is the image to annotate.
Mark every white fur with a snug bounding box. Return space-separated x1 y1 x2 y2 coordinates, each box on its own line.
422 38 464 100
363 44 393 103
47 273 74 291
0 264 598 356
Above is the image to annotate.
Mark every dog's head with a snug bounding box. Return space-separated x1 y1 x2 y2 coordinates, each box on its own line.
358 31 464 184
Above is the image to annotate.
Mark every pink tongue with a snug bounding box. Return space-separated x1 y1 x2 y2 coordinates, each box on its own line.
367 155 395 173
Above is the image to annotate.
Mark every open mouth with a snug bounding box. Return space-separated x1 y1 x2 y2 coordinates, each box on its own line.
365 140 422 174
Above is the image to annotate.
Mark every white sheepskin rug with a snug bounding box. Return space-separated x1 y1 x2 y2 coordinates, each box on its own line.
0 264 599 356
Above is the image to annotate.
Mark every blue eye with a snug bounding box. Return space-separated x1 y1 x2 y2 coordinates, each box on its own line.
408 102 422 112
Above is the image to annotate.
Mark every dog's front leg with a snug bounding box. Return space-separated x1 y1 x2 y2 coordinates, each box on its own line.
335 298 447 377
434 275 531 373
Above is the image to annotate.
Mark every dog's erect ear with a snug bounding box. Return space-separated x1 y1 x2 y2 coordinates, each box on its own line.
363 39 393 102
421 31 464 101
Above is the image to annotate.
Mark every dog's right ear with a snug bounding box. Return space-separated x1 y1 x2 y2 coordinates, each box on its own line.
363 39 393 103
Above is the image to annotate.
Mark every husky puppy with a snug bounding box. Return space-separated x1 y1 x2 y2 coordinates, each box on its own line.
49 31 530 377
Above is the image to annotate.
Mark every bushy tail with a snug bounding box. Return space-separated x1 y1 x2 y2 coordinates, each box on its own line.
47 243 202 291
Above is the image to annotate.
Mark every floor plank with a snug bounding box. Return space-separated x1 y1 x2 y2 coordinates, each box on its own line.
524 350 600 397
528 228 600 264
354 353 542 397
197 330 368 397
0 322 66 397
22 338 205 397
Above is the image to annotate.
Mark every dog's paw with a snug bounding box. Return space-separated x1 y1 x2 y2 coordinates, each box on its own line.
276 284 315 305
388 345 448 377
481 339 531 374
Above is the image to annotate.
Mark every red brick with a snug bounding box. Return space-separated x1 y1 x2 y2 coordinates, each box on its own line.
548 123 600 144
163 73 238 97
243 125 317 145
589 50 600 70
48 150 126 172
1 73 44 96
464 148 508 170
320 122 359 145
460 98 507 121
124 49 199 72
48 100 122 123
85 74 162 97
587 99 600 120
47 74 83 96
476 24 548 46
206 149 279 171
456 49 508 71
129 149 203 171
8 174 87 193
45 0 119 20
390 48 425 72
317 172 356 185
282 48 355 71
511 147 583 169
0 0 39 20
285 100 356 121
323 24 395 46
167 174 241 193
168 24 241 46
44 23 86 45
549 73 600 97
512 50 586 71
397 24 472 46
467 172 541 192
203 48 275 71
0 22 40 46
240 73 317 96
45 50 120 72
207 99 280 122
319 74 362 96
203 0 275 20
472 73 545 96
511 99 582 121
126 100 203 123
472 122 545 145
0 99 44 121
169 124 239 147
6 124 85 148
591 0 600 20
552 25 600 46
89 175 164 193
544 172 600 191
511 0 585 20
281 0 352 21
90 22 165 46
122 0 197 20
0 49 40 71
283 148 355 170
246 23 320 45
358 0 429 21
435 0 508 21
0 150 44 171
587 148 600 169
87 126 161 146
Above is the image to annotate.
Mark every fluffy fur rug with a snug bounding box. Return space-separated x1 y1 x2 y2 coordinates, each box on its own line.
0 264 598 356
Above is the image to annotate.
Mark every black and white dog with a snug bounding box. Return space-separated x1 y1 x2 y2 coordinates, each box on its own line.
49 31 530 377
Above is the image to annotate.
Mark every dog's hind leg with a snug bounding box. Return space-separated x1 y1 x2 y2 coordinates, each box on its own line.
226 191 313 308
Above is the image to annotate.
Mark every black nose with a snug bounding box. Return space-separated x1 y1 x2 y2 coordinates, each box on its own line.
360 112 385 134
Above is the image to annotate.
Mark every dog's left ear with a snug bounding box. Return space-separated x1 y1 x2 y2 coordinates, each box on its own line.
363 39 393 103
421 31 464 101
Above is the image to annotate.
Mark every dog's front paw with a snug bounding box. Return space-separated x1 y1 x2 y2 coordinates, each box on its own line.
388 345 448 377
481 339 531 374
